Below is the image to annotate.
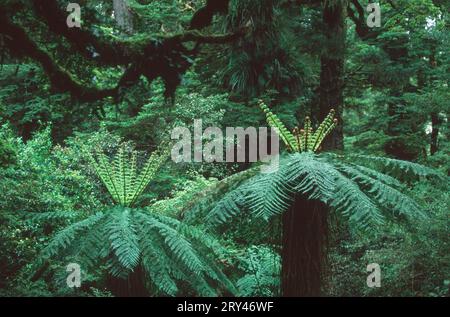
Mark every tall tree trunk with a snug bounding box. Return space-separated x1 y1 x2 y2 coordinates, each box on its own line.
430 112 440 155
384 99 420 161
381 31 420 160
113 0 134 34
318 0 347 151
429 52 440 155
281 195 328 296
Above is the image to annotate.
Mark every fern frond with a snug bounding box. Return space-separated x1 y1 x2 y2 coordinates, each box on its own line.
89 151 121 204
40 212 105 259
106 254 133 279
136 211 235 295
244 168 294 219
182 166 259 223
70 216 109 269
330 170 385 230
347 163 404 188
138 226 179 295
259 100 337 152
137 212 205 275
335 163 425 220
126 151 138 204
89 144 169 207
259 100 298 151
349 154 445 179
206 186 248 224
106 208 140 270
129 146 169 207
26 210 81 223
283 153 335 203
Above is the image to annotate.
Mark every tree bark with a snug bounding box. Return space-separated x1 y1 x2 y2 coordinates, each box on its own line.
429 52 440 155
281 195 328 296
430 112 440 155
318 0 347 150
113 0 134 35
107 265 149 297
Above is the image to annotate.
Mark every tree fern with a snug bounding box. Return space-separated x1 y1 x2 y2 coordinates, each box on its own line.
30 143 236 296
207 106 444 231
204 105 445 296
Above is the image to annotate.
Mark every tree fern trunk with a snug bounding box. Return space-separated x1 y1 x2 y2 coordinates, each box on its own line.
281 195 328 296
107 265 148 297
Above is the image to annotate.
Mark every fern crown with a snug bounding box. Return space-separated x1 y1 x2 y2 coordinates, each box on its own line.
207 151 443 230
205 104 445 231
88 145 169 207
259 100 337 153
31 143 236 296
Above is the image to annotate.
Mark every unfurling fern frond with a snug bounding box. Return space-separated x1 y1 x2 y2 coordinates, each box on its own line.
259 100 337 153
88 144 170 207
259 100 298 151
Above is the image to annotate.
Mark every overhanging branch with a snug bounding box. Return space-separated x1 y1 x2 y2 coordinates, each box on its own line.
2 0 238 103
0 10 118 102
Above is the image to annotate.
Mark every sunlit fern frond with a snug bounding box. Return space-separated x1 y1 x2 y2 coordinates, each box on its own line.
259 100 298 151
259 100 337 153
88 144 170 207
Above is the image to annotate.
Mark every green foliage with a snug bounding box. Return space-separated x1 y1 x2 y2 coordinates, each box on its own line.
259 101 337 152
33 206 235 296
236 246 281 296
0 124 17 167
207 151 443 231
0 126 105 214
23 136 235 296
327 182 449 297
0 0 448 298
88 144 170 207
210 0 305 99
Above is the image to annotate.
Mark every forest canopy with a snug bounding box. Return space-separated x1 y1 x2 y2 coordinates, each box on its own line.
0 0 448 297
